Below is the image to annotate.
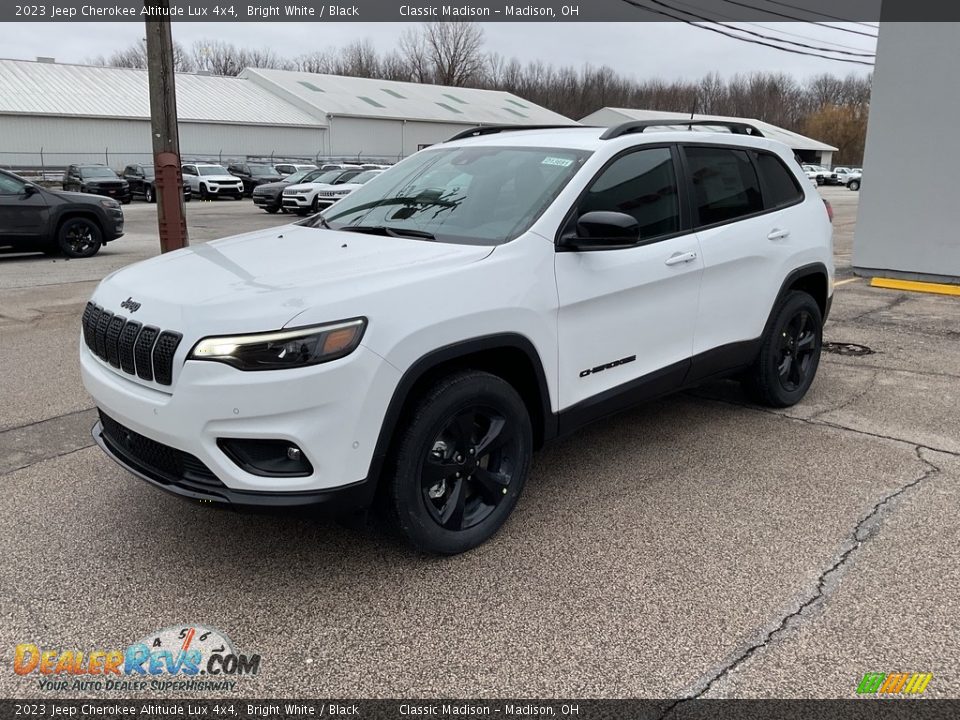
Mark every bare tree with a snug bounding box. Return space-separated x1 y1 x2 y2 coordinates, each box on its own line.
92 38 193 72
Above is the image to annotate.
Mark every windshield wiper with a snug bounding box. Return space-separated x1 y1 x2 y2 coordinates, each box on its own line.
338 225 436 241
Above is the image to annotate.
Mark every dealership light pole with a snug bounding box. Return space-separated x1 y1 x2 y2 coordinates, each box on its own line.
144 1 188 252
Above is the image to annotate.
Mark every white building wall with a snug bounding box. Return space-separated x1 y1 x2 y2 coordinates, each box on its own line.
0 115 323 172
853 23 960 282
326 116 474 160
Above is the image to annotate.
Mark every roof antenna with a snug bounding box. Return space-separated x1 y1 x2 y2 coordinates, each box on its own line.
688 95 697 131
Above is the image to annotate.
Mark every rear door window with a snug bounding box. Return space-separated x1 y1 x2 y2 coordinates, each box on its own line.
684 146 763 227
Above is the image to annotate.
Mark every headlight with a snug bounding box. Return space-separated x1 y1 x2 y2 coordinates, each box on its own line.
99 198 120 209
188 318 366 371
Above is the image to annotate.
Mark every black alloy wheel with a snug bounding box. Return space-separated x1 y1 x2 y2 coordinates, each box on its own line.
421 405 520 532
743 290 823 407
776 309 818 393
57 218 102 258
387 370 532 554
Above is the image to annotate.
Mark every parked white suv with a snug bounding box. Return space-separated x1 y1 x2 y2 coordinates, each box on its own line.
181 163 244 200
81 122 833 554
281 168 363 214
313 169 384 210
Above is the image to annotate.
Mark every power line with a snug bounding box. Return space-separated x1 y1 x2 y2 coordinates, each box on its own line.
716 0 880 37
762 0 881 29
619 0 875 66
668 0 877 53
650 0 875 57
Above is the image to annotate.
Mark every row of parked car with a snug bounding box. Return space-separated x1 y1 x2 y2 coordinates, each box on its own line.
60 160 392 205
802 164 863 190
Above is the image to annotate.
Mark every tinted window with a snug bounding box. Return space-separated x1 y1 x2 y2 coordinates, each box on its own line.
686 147 762 226
579 147 679 241
755 152 803 209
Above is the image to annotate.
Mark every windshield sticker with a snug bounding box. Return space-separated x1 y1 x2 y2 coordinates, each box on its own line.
542 157 574 167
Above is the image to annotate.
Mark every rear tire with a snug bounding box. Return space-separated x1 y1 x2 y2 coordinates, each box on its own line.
743 291 823 408
57 217 103 259
386 371 532 555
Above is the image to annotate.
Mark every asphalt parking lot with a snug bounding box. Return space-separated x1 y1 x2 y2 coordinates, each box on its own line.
1 188 958 700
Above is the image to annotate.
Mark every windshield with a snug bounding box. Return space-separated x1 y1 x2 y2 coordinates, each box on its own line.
81 167 118 178
284 169 312 184
249 164 279 175
198 166 229 176
350 170 381 184
303 146 590 246
298 170 340 186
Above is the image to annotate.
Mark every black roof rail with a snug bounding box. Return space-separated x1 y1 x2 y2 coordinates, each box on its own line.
600 119 765 140
445 124 582 142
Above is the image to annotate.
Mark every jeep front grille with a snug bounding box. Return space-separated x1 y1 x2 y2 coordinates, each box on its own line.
82 302 182 386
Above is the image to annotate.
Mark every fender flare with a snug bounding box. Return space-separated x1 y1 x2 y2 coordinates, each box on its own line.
364 333 555 491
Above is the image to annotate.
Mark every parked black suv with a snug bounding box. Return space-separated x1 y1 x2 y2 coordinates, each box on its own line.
122 163 192 203
0 169 124 258
251 167 325 213
227 162 283 197
62 164 131 204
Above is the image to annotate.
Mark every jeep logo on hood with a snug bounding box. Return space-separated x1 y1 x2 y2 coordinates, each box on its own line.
120 297 141 313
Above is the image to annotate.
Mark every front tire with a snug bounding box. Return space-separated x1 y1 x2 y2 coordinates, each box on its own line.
57 217 103 259
387 371 532 555
743 291 823 407
199 184 209 200
144 185 155 203
265 207 280 214
848 180 860 191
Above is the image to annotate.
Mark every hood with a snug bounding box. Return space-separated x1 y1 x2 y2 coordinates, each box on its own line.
252 173 282 182
253 180 290 193
49 188 115 205
93 224 494 337
284 182 333 193
199 174 241 182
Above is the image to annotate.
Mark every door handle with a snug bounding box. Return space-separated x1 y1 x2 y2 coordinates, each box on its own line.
665 251 698 266
767 228 791 241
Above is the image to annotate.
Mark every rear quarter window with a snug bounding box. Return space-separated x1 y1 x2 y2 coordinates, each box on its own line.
755 152 804 209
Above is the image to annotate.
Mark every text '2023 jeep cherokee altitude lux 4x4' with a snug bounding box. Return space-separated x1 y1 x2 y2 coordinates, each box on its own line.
81 122 833 554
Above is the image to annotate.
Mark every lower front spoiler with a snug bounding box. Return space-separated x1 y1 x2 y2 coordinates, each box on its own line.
92 421 376 514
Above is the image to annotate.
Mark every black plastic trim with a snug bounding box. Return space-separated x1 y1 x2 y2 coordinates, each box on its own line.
217 438 314 478
557 359 690 436
94 421 372 513
365 333 555 490
600 119 765 140
445 124 582 142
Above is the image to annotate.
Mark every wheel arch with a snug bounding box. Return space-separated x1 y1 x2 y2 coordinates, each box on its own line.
764 263 830 338
366 334 555 493
53 207 104 238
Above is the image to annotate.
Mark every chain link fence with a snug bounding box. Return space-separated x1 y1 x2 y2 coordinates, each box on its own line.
0 149 404 183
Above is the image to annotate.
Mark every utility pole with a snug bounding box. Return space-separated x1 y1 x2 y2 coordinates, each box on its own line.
144 1 188 252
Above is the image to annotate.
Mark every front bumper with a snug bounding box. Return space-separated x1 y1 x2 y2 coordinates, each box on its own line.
203 184 243 197
93 418 374 512
253 193 282 209
81 342 401 498
282 194 312 209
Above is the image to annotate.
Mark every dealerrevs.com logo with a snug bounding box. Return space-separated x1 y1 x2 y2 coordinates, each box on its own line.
14 624 261 693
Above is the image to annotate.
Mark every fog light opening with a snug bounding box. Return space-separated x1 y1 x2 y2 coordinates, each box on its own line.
217 438 314 478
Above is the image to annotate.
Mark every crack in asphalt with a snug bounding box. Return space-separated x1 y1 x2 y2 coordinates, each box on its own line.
843 293 910 323
3 443 95 476
0 406 96 436
806 367 879 422
660 445 942 716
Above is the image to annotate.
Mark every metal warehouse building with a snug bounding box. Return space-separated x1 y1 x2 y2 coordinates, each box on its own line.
0 58 575 173
580 107 837 167
239 68 576 158
0 58 323 171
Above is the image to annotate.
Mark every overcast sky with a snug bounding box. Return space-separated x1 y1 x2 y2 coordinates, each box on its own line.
2 21 876 81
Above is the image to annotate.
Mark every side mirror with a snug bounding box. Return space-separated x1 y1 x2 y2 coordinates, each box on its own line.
23 184 37 196
562 211 640 250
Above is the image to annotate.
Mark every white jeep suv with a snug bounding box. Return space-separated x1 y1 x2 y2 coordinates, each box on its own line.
81 122 833 554
281 168 363 214
181 163 244 200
